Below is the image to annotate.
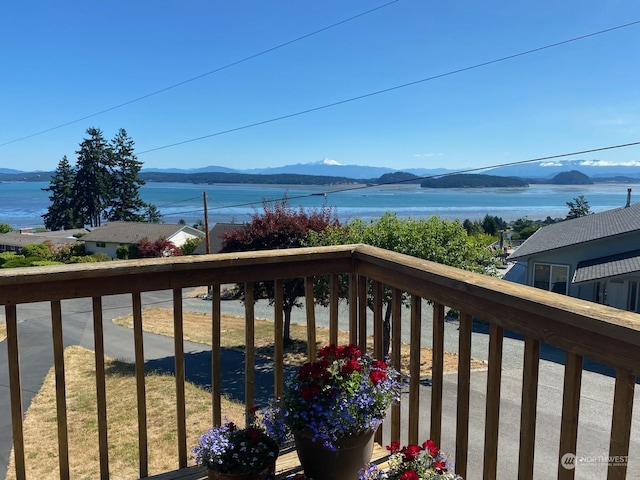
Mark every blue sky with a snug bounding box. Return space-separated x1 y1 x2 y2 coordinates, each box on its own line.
2 0 640 172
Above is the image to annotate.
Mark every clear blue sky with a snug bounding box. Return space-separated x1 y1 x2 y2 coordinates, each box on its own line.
2 0 640 172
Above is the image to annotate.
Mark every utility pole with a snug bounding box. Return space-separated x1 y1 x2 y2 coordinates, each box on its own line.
203 192 210 254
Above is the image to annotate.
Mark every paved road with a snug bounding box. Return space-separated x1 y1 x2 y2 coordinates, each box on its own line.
1 292 639 479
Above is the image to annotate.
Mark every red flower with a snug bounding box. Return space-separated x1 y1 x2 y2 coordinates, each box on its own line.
247 426 261 441
386 441 401 454
301 384 321 401
342 343 361 359
371 359 388 370
401 444 422 461
423 439 439 456
341 359 361 375
369 369 387 385
399 470 419 480
434 460 448 473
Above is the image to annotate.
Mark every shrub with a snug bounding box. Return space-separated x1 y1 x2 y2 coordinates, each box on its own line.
21 243 52 260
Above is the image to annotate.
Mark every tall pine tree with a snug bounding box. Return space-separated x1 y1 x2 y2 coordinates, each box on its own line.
42 156 82 230
106 128 147 221
43 127 160 230
74 127 112 227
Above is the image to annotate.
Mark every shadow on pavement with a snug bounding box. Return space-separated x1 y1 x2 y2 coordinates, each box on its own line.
142 348 297 406
471 319 629 381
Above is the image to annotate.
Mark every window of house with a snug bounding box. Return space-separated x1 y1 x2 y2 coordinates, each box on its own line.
96 241 106 248
533 263 569 294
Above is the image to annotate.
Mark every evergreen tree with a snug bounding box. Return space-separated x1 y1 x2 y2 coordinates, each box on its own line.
106 128 148 221
42 156 82 230
566 195 591 219
73 128 112 227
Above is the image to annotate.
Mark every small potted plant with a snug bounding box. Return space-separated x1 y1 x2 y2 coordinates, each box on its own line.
192 409 279 480
359 439 463 479
263 343 401 480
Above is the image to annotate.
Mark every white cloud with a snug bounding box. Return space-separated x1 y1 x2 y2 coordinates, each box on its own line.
540 161 564 167
579 160 640 167
322 158 341 166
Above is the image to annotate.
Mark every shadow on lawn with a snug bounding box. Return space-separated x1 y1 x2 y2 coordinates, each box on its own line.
106 347 299 406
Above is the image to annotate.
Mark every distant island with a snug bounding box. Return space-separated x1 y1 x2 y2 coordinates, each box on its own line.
420 174 528 188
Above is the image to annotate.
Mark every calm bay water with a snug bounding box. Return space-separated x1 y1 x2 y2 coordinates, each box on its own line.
0 181 637 229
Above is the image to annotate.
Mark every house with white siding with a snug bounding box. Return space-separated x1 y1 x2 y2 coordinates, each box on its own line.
81 222 204 258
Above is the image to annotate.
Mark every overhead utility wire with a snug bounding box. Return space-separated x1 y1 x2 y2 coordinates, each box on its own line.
0 0 401 148
164 140 640 218
136 19 640 156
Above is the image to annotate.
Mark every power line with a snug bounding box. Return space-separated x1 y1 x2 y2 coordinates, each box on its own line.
0 0 402 148
160 140 640 219
136 19 640 156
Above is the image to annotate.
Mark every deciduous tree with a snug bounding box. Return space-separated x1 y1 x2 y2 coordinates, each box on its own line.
307 212 497 355
220 198 338 345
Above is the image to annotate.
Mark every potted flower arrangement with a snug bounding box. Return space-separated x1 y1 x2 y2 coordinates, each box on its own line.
359 439 463 480
192 409 279 480
263 343 401 480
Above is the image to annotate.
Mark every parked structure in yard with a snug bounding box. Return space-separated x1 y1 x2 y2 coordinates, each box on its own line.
81 221 203 258
508 197 640 312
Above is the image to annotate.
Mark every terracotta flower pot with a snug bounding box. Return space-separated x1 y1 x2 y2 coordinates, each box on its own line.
294 429 376 480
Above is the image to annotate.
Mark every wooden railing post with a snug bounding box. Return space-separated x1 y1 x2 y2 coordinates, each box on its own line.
483 323 503 480
244 282 256 417
172 289 187 468
274 279 285 399
132 292 148 478
607 369 635 480
455 312 472 479
211 284 222 427
304 276 316 362
6 305 26 480
558 353 583 480
92 297 110 480
408 295 421 445
51 300 70 480
518 337 540 480
430 303 445 447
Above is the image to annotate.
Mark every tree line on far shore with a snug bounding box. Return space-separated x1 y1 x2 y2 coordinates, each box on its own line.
42 127 160 230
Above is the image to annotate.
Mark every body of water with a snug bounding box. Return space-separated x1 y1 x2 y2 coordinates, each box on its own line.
0 181 637 229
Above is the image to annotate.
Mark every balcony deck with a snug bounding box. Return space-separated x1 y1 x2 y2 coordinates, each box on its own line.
1 244 639 479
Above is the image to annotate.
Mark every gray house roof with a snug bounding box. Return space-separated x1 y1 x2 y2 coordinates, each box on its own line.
194 223 243 254
0 231 82 249
573 249 640 284
81 222 203 244
508 202 640 260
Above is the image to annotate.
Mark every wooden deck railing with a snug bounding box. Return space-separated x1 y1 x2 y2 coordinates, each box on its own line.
1 244 639 479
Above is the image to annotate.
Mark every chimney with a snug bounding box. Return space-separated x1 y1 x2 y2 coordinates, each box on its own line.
626 188 632 208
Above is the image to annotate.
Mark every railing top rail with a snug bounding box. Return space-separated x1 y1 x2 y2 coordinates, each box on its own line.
352 244 640 371
2 242 640 370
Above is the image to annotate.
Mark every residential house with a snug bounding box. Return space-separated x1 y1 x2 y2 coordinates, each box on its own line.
81 221 204 258
507 198 640 312
194 222 242 254
0 229 86 253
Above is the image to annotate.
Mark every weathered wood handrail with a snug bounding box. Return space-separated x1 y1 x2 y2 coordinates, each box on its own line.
1 244 639 479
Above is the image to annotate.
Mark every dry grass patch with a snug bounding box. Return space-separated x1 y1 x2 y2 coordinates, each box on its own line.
112 307 485 376
5 346 245 480
0 321 6 342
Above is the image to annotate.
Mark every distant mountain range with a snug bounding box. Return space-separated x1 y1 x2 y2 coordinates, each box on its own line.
2 158 639 182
